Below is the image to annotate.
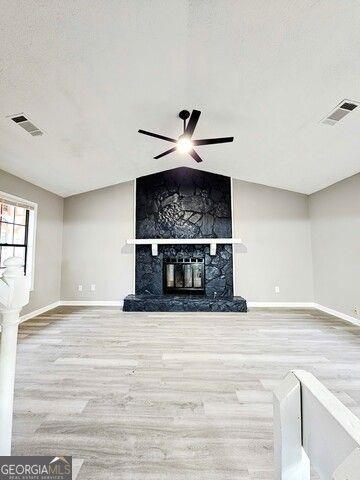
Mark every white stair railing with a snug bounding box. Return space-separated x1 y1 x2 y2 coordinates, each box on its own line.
0 257 30 455
274 369 360 480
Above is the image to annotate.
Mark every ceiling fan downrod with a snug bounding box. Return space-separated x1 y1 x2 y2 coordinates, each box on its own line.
179 110 190 133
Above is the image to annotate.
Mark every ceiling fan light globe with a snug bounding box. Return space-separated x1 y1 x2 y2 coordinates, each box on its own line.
177 136 193 154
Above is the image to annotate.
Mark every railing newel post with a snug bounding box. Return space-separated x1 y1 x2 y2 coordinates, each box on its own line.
0 257 30 455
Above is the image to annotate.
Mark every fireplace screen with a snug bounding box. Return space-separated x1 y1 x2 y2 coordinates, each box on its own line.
164 257 205 294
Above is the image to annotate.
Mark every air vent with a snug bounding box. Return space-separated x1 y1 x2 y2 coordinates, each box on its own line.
10 114 43 136
321 100 359 126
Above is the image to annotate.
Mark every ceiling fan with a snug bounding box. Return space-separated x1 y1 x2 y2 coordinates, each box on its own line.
138 109 234 163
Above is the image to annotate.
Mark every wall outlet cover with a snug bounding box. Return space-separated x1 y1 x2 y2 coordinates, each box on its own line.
275 286 280 294
78 285 83 292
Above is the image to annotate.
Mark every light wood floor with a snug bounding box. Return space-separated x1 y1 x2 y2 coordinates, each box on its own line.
10 307 360 479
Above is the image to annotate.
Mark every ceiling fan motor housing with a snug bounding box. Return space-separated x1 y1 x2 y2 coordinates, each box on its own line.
179 110 190 120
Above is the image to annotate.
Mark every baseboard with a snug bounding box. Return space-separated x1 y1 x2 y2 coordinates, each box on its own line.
20 301 61 323
248 302 316 308
248 301 359 326
313 303 360 326
18 300 123 324
59 300 123 307
19 300 359 327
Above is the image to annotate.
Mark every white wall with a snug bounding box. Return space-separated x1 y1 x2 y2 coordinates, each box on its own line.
233 179 314 302
61 177 315 304
61 181 134 302
3 167 357 314
309 173 360 317
0 169 63 315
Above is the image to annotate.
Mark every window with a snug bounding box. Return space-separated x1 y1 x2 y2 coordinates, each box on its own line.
0 192 37 288
0 202 29 274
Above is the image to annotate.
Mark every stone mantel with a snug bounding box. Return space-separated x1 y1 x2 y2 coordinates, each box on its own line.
126 238 243 256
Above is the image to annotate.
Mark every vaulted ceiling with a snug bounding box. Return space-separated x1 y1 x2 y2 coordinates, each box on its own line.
1 0 360 197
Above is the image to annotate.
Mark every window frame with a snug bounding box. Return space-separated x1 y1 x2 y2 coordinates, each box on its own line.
0 191 38 291
0 208 30 272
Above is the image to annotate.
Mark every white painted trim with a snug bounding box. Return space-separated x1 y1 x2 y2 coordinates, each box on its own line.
18 300 360 327
127 237 244 257
274 370 360 480
132 179 136 294
230 177 236 296
293 369 360 445
20 301 61 323
127 237 243 246
248 302 316 308
248 302 360 326
60 300 123 307
313 303 360 326
18 300 124 323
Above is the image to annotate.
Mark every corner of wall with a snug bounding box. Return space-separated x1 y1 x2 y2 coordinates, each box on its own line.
306 194 315 303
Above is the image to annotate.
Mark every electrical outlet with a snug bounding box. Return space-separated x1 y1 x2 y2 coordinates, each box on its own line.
354 307 360 315
90 284 96 292
78 285 83 292
275 286 280 294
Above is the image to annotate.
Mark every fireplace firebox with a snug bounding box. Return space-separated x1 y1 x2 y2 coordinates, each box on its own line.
164 257 204 294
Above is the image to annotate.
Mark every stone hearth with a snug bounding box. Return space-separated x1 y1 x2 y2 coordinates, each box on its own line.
123 294 247 312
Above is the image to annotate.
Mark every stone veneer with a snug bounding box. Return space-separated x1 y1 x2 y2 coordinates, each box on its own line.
124 294 247 312
135 167 233 298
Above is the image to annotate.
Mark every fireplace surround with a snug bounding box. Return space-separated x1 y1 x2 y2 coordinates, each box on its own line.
123 167 247 312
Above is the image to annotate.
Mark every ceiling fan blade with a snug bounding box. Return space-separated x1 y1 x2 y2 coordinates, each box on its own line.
185 110 201 137
189 149 203 163
193 137 234 146
154 147 177 159
138 129 176 143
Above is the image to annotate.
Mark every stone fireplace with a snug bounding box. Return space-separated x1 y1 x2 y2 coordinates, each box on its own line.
123 167 247 312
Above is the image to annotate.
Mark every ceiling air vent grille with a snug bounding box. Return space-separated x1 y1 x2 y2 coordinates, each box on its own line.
11 115 43 136
321 100 358 126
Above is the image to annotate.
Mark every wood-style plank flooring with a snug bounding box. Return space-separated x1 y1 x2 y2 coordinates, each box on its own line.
9 307 360 479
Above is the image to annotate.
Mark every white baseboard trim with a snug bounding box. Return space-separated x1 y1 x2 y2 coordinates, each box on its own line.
59 300 123 307
18 300 123 324
248 302 316 308
248 301 359 326
20 301 61 323
18 300 359 327
313 303 360 326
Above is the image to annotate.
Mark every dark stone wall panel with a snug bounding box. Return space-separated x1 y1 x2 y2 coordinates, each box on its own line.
136 167 232 240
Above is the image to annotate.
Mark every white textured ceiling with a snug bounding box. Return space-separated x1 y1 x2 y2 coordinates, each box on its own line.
1 0 360 197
